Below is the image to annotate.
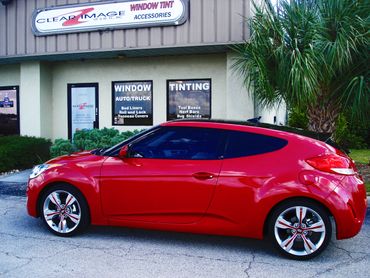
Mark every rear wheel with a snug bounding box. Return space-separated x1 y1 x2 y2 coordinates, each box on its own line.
40 184 89 236
269 200 331 260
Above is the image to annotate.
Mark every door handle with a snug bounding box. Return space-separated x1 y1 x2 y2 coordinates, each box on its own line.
192 172 214 180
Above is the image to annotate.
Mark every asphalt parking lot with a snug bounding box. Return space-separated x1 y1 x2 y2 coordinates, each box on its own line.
0 189 369 277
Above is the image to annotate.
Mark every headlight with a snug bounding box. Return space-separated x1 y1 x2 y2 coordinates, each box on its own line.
29 164 62 179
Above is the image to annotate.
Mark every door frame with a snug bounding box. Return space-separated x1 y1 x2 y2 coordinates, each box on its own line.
67 83 99 140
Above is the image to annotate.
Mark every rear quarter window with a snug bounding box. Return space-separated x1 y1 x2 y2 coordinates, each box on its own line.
224 130 288 158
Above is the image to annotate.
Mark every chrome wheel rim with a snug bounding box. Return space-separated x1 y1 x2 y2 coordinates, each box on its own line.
274 206 326 256
43 190 81 234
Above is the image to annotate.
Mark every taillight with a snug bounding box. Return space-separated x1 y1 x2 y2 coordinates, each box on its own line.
306 152 356 175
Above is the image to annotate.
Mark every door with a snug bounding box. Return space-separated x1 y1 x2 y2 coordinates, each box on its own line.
68 83 99 140
100 126 226 224
0 86 20 135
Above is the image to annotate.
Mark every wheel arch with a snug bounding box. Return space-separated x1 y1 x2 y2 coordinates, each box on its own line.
36 181 91 224
262 196 336 238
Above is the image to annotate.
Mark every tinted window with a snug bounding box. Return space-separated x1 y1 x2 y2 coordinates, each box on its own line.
224 130 287 158
130 127 225 160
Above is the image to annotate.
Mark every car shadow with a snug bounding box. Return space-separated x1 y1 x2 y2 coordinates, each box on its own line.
84 224 275 255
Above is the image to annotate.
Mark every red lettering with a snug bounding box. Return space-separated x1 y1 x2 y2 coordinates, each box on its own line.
160 1 174 9
130 2 159 11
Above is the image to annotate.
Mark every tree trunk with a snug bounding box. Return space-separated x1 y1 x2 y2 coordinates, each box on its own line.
307 102 340 134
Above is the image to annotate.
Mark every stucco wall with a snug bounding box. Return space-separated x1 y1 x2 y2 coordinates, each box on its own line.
0 64 20 86
0 53 255 140
51 53 233 140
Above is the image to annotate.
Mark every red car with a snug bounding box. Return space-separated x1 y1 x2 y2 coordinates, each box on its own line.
26 120 367 259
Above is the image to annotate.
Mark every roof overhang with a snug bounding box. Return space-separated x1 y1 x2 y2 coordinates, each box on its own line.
0 43 243 65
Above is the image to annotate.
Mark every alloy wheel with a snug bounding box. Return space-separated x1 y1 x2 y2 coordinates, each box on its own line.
273 205 326 257
43 190 81 234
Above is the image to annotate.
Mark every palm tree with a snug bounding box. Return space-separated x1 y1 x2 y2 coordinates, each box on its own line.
233 0 369 133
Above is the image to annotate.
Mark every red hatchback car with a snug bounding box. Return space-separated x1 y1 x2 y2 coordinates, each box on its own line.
27 120 367 259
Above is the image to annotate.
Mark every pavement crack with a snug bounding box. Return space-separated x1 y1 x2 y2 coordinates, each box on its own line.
310 255 369 277
243 253 255 278
0 251 33 276
331 243 370 257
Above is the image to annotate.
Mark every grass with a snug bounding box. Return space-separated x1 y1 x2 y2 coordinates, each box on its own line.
366 182 370 194
349 149 370 164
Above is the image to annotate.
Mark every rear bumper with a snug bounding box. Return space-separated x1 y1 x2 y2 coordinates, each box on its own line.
328 175 367 240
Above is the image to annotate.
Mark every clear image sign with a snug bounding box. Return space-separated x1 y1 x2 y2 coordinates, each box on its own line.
32 0 189 36
112 81 153 126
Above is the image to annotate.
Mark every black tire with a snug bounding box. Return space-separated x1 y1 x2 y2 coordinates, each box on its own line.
39 184 90 237
268 199 332 260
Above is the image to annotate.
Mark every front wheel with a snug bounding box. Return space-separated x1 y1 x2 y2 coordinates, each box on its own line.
40 184 89 236
269 200 332 260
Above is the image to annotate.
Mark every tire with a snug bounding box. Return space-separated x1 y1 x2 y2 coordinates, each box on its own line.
268 199 332 260
39 184 90 237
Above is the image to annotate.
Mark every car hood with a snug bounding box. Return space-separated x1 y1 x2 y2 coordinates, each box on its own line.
46 151 96 165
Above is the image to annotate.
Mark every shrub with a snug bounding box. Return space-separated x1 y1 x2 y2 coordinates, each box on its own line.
0 136 51 173
334 114 368 149
50 128 143 158
288 107 369 149
50 139 75 158
288 107 308 129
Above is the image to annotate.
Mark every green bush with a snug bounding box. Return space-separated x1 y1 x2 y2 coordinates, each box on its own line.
50 128 143 158
288 107 309 129
50 139 75 158
288 107 369 149
0 136 51 173
334 114 368 149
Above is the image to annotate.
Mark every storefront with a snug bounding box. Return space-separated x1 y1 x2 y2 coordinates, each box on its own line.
0 0 285 140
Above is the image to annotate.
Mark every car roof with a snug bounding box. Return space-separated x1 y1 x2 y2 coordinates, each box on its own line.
162 119 326 138
161 119 344 152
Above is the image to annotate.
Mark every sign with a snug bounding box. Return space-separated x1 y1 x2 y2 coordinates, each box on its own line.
0 86 19 135
167 79 211 120
69 85 98 140
112 81 153 126
32 0 189 36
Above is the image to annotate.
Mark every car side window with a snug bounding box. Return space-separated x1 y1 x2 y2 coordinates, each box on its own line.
224 130 288 158
129 127 225 160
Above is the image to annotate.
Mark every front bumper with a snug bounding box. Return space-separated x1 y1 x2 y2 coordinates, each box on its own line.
26 177 42 217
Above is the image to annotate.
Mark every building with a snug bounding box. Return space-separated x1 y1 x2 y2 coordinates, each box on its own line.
0 0 285 140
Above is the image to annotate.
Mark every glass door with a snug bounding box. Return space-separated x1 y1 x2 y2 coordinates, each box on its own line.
68 83 99 140
0 86 20 136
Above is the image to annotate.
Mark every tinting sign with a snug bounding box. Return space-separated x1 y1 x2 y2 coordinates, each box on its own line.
112 81 153 126
32 0 189 36
167 79 211 120
0 86 20 136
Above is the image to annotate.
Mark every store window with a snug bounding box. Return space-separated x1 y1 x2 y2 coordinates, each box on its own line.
167 79 211 121
0 86 20 136
112 81 153 126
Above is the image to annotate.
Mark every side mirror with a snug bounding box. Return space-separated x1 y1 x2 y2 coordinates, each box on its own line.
118 145 129 159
